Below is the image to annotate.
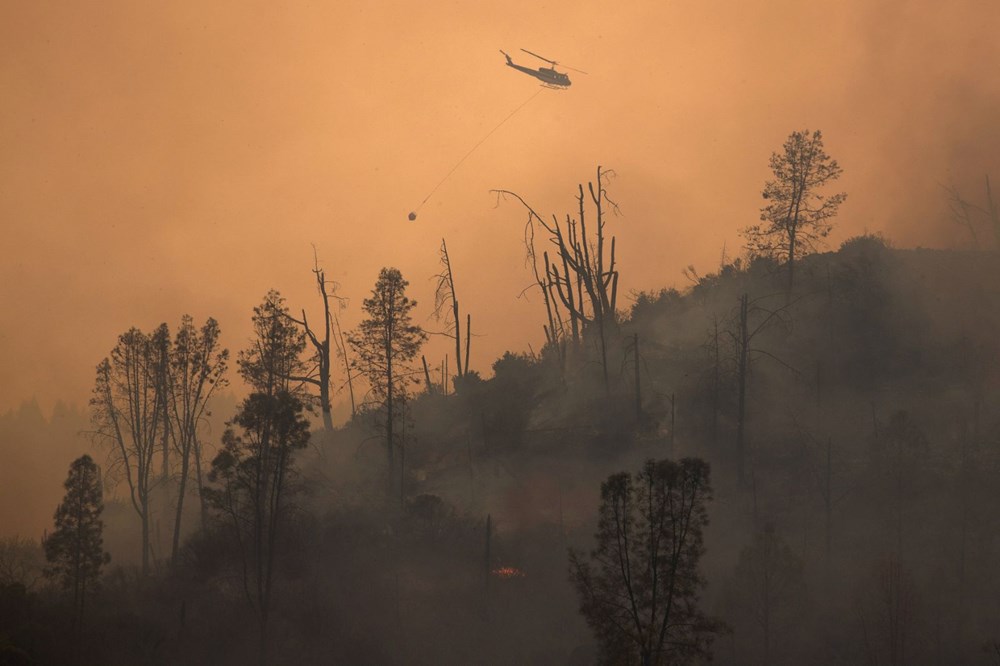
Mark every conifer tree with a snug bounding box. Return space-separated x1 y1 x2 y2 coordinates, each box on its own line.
43 454 109 630
349 268 427 490
743 129 846 291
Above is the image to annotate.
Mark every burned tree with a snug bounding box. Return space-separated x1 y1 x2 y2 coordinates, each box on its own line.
942 175 1000 249
726 293 797 486
729 523 805 664
494 165 621 389
857 555 919 666
283 251 344 431
433 238 472 385
332 310 357 419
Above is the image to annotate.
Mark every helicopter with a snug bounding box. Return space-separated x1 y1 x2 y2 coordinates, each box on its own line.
500 48 587 89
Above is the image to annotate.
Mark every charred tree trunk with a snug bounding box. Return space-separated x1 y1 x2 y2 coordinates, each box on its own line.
712 318 721 448
436 239 474 386
422 355 433 394
333 312 356 419
172 445 189 564
633 333 642 424
736 293 749 486
286 254 339 431
386 336 395 493
493 166 620 373
465 313 471 379
484 513 492 611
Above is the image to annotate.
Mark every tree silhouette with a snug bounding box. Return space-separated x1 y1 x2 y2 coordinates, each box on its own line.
238 291 308 398
206 392 310 666
206 294 312 666
743 130 846 291
348 267 427 495
168 315 228 561
91 324 170 575
494 166 620 389
43 454 109 632
434 238 472 385
728 523 805 664
283 251 344 431
570 458 720 665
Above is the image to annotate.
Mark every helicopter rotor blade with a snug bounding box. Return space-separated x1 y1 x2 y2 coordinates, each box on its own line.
520 48 557 65
520 48 588 75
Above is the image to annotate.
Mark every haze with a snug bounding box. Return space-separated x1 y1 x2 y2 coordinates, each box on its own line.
2 0 999 413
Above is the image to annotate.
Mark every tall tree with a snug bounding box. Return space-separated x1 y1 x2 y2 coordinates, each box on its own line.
348 268 427 493
729 523 805 665
43 455 110 632
857 555 918 666
284 252 342 431
495 167 620 388
239 290 308 398
743 130 846 291
726 292 797 486
168 315 228 562
207 393 310 666
569 458 720 666
91 325 170 575
332 310 357 419
205 293 311 666
434 238 472 384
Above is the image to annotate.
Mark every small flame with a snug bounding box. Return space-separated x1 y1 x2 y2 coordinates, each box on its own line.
491 566 526 579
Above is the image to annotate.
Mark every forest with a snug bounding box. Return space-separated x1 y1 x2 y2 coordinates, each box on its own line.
3 132 1000 666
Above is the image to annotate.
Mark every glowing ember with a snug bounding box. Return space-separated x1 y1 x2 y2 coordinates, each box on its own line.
491 566 526 579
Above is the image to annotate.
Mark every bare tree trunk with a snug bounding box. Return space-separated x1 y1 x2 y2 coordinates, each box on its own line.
386 341 394 493
399 400 407 507
171 443 190 563
334 312 356 419
484 514 492 612
286 254 338 431
194 449 207 528
598 317 610 394
633 333 642 424
825 438 832 563
464 313 471 378
437 239 471 385
712 318 720 448
669 393 676 456
453 302 462 379
787 228 797 294
422 355 433 394
141 500 150 576
736 294 749 486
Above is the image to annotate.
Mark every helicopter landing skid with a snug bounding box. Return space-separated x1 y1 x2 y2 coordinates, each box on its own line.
541 83 567 90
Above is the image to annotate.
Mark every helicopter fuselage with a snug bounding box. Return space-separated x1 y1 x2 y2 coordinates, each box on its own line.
504 59 571 87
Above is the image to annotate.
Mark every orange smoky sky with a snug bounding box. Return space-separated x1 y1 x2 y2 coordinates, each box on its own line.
2 0 999 414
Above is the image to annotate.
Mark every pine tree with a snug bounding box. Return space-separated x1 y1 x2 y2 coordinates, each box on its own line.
348 268 427 491
742 129 847 292
43 454 109 630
